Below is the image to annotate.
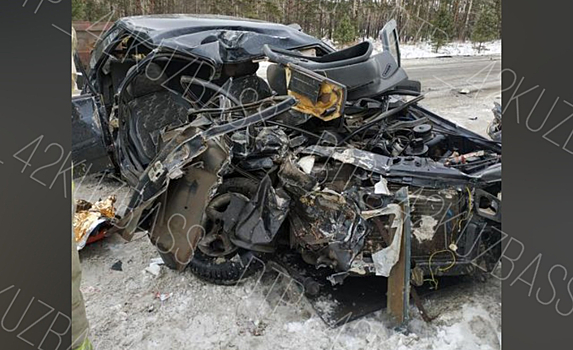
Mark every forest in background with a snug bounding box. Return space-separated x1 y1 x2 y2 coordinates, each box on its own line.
72 0 501 50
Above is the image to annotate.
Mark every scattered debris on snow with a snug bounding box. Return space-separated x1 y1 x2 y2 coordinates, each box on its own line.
155 292 173 302
150 257 164 265
145 262 161 277
111 260 123 271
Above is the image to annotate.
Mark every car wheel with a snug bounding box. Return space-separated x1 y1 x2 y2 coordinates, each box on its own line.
188 178 266 285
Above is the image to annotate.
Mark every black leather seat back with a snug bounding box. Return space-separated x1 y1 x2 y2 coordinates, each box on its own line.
124 63 189 165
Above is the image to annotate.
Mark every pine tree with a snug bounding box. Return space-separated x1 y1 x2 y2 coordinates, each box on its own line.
472 0 499 52
84 0 110 22
70 0 502 49
333 14 357 45
72 0 85 21
431 1 455 53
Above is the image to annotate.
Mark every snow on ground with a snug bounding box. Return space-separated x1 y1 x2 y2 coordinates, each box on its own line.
334 37 501 59
376 39 501 59
78 229 501 350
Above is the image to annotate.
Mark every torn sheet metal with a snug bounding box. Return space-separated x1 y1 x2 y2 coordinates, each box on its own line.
149 139 229 270
231 127 289 162
254 127 289 161
114 97 296 242
302 146 390 174
278 157 318 197
297 156 315 174
288 189 368 272
362 204 403 277
291 190 352 245
230 176 291 252
301 146 487 186
231 127 290 170
374 177 390 195
73 195 117 250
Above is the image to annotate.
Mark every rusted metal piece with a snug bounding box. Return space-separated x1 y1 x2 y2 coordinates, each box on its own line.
373 191 434 324
370 217 392 252
150 141 228 271
387 187 411 327
364 204 404 277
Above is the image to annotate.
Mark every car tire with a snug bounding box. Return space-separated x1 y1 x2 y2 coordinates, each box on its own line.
188 249 265 285
187 177 266 285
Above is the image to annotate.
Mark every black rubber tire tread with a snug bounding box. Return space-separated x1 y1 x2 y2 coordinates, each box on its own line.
189 249 265 285
188 177 264 285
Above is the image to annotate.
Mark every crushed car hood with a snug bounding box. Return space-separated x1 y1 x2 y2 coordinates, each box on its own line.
116 14 331 64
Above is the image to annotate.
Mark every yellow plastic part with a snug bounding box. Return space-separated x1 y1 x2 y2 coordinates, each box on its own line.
285 65 346 121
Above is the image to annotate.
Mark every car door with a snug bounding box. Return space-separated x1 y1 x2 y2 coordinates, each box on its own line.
71 93 115 177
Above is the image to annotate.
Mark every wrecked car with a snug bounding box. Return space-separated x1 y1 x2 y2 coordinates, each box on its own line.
72 15 502 292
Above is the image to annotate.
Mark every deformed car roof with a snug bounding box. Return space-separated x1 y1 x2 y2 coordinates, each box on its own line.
114 14 332 64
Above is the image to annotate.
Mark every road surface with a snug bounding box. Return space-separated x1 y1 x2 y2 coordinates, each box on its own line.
404 55 502 136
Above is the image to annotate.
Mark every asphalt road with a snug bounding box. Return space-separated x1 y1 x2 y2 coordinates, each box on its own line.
404 55 501 94
403 55 502 136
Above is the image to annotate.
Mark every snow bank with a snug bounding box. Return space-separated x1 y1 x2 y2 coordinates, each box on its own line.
361 37 501 59
398 40 501 59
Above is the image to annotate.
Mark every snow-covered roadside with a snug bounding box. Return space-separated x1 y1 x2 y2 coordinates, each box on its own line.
353 38 501 59
397 40 500 59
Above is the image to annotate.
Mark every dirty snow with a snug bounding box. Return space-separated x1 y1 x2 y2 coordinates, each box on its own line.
78 227 501 350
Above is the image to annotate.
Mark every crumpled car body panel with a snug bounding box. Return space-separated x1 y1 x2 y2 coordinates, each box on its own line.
88 14 331 78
